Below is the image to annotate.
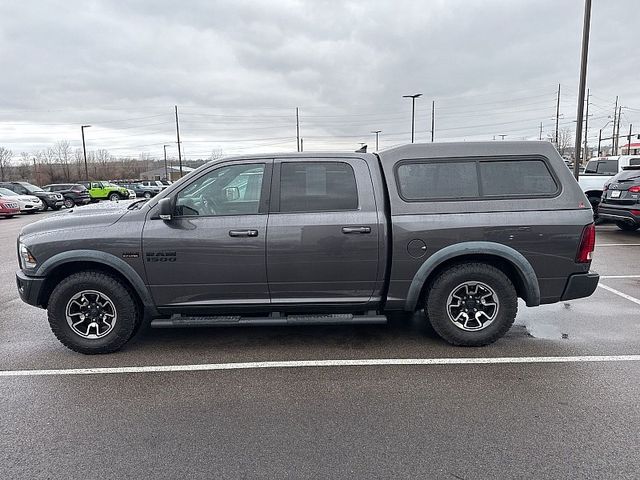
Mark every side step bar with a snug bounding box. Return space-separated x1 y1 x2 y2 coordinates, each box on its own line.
150 312 387 328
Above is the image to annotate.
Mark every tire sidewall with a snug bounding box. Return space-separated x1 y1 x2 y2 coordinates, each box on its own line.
64 198 75 208
427 264 517 346
48 272 138 353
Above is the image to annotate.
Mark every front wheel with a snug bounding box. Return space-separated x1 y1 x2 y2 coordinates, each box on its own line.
47 271 140 354
143 191 152 199
426 263 518 347
616 221 640 232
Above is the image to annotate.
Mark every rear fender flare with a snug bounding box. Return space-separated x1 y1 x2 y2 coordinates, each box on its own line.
404 241 540 311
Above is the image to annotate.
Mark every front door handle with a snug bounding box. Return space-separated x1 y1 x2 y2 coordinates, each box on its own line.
342 226 371 234
229 229 259 237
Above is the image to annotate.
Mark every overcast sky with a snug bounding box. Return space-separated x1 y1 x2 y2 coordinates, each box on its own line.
0 0 638 160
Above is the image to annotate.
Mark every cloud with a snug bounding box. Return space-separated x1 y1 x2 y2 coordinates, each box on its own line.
0 0 637 158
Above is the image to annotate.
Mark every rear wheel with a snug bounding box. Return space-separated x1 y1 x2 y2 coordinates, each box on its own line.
616 221 640 232
108 193 121 201
47 271 140 354
143 191 152 199
64 198 75 208
426 263 518 346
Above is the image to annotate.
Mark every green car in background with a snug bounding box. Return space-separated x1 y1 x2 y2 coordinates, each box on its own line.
79 181 131 202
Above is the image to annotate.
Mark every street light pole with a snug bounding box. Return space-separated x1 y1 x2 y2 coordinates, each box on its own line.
403 93 422 143
371 130 381 151
572 0 592 180
81 125 91 182
163 144 171 181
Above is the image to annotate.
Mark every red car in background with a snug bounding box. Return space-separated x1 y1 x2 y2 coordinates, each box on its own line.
0 198 20 218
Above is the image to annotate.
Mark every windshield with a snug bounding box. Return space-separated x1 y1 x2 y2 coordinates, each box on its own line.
614 169 640 182
0 187 18 196
20 182 44 193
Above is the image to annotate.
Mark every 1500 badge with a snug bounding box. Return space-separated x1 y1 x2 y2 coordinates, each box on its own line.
145 251 177 262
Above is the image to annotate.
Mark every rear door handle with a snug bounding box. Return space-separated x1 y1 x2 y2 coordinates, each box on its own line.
342 226 371 234
229 229 259 237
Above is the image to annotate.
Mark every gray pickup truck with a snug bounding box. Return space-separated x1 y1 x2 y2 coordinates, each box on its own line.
16 142 599 354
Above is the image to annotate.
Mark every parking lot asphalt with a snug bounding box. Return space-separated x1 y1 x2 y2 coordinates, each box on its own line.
1 211 639 479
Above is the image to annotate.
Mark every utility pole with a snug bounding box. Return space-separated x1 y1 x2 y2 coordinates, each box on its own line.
81 125 91 182
572 0 592 180
33 157 39 185
163 144 171 180
597 129 602 156
555 84 561 146
628 124 633 155
614 105 622 155
371 130 381 151
583 89 590 162
296 107 300 152
174 105 183 177
300 137 304 152
403 93 422 143
431 100 435 142
612 96 618 154
539 122 543 140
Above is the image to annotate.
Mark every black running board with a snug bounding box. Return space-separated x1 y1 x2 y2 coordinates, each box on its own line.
150 312 387 328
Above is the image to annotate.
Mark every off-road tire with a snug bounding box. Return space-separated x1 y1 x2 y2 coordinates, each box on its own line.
615 221 639 232
108 192 121 201
47 271 140 354
426 263 518 347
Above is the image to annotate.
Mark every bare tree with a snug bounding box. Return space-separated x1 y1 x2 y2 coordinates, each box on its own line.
18 152 33 182
54 140 73 181
94 149 111 179
208 148 224 162
0 147 12 181
555 128 572 156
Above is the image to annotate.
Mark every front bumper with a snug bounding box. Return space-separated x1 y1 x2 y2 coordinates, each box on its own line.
16 270 46 308
561 272 599 301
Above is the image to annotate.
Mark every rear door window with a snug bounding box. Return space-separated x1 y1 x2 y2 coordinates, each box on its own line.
279 162 358 212
479 160 558 196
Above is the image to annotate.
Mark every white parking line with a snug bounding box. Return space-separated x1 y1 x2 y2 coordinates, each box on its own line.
598 284 640 306
597 244 640 247
600 275 640 279
1 355 640 377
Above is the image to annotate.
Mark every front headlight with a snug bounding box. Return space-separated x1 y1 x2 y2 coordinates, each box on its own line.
19 243 37 269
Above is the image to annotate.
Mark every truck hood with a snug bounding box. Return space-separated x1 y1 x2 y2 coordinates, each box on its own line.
20 201 131 238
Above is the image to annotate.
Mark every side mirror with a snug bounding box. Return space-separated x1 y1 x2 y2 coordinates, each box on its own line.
158 197 174 221
223 186 240 201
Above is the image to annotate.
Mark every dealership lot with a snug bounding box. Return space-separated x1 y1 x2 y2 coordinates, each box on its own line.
1 213 639 479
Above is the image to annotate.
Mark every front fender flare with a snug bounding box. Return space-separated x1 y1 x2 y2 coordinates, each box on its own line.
35 250 157 312
404 241 540 311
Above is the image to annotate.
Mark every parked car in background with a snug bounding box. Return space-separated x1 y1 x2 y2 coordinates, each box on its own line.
0 181 63 210
598 166 640 231
139 180 164 192
42 184 91 208
578 155 640 214
118 182 158 199
79 181 131 201
0 187 44 213
0 198 20 218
